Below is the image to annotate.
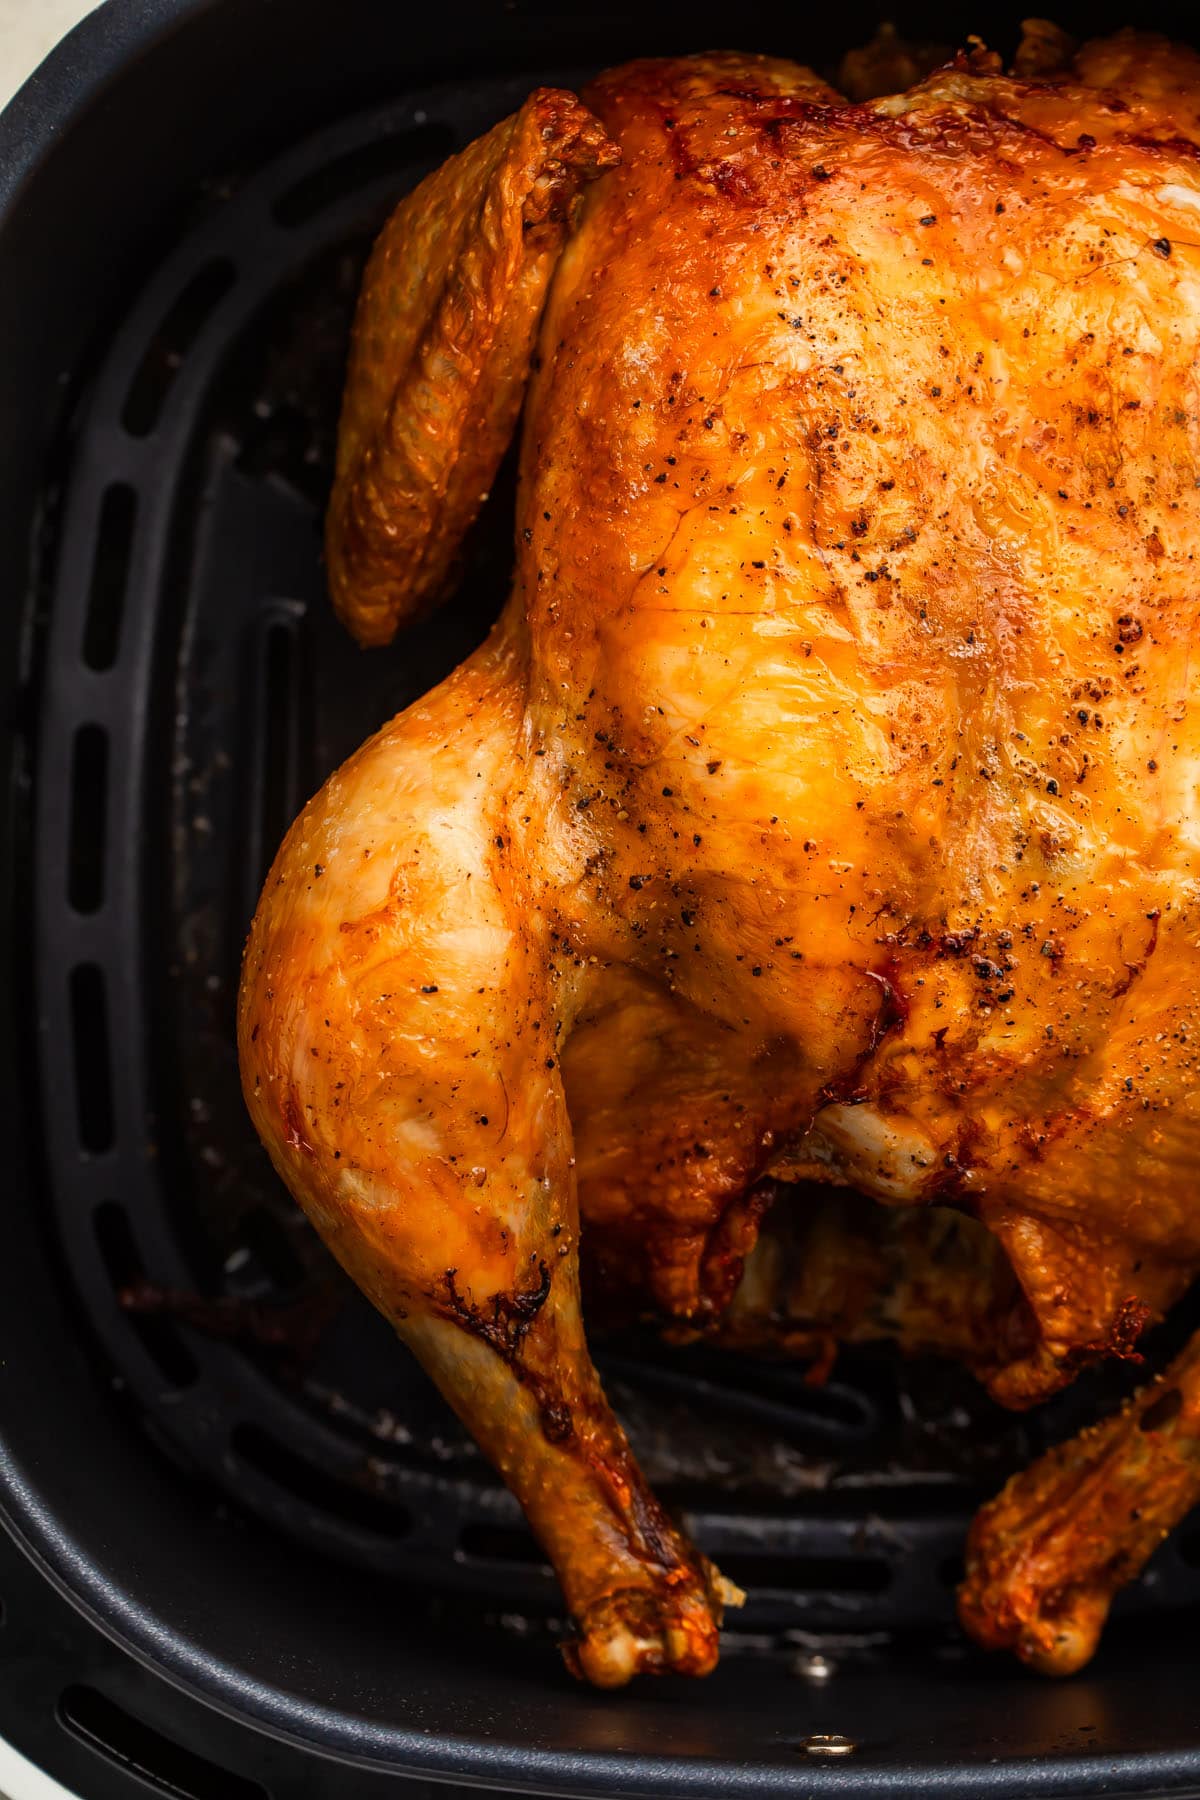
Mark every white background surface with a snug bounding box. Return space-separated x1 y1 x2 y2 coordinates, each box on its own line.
1 5 97 1797
0 0 98 105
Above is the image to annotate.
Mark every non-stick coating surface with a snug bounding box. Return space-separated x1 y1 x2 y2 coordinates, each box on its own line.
5 2 1200 1795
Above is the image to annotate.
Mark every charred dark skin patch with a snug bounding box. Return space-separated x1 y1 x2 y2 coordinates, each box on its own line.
442 1258 553 1354
437 1260 571 1442
1059 1296 1152 1378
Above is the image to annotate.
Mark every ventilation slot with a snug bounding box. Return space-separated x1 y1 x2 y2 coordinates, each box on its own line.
69 963 113 1153
94 1203 197 1388
272 124 455 226
459 1522 547 1567
238 1205 307 1291
261 614 303 870
938 1553 966 1590
717 1552 892 1596
601 1353 878 1447
231 1422 412 1537
68 725 108 913
82 484 136 670
240 606 309 930
121 259 236 436
59 1686 266 1800
1178 1527 1200 1569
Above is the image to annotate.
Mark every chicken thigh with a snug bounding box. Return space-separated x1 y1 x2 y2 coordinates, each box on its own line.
240 30 1200 1684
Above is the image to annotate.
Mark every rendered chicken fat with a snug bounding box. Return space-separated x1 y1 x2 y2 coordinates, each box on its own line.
240 30 1200 1685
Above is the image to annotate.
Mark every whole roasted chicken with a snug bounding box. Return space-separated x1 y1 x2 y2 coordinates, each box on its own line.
239 27 1200 1686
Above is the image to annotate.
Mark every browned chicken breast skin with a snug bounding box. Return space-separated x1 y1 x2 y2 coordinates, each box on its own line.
242 29 1200 1685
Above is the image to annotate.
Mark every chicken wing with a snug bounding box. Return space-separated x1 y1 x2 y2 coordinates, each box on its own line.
326 88 617 646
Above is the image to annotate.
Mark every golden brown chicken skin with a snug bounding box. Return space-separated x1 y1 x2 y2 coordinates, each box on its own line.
241 31 1200 1684
327 88 618 644
960 1334 1200 1676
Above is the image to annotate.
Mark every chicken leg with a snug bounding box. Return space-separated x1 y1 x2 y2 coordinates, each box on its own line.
958 1328 1200 1675
239 631 733 1683
240 95 733 1685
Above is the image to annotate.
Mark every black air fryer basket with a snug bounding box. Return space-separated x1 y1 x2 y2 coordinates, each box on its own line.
4 3 1200 1796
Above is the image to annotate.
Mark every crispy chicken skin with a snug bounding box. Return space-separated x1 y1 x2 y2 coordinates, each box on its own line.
326 89 618 646
241 30 1200 1683
960 1336 1200 1675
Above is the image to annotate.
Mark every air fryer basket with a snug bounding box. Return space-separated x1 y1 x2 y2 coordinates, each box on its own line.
5 3 1200 1796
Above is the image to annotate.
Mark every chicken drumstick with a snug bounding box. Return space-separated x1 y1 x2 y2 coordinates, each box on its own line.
960 1335 1200 1675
